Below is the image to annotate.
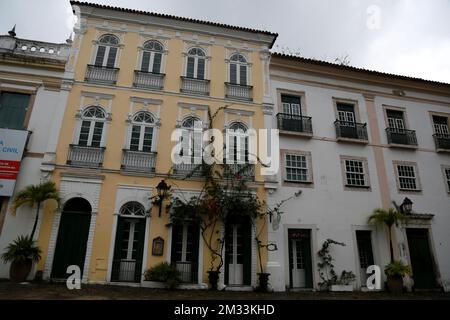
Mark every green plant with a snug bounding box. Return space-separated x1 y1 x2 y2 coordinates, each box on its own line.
337 270 356 285
317 239 355 289
1 235 41 264
12 181 61 240
144 262 181 289
384 260 411 277
368 208 408 263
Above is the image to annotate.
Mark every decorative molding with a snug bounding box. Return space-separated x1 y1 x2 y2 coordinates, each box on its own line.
130 96 163 105
81 91 115 100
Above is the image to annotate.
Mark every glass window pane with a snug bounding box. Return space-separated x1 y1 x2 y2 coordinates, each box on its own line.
186 57 195 78
230 63 237 84
78 120 90 146
197 58 205 79
130 125 141 151
91 122 103 147
0 92 30 129
239 65 247 85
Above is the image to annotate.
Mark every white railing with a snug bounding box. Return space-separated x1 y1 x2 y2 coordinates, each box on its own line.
85 65 119 85
3 37 70 61
180 77 210 95
225 83 253 101
67 145 105 167
225 163 255 180
121 150 156 172
133 71 165 90
173 162 204 177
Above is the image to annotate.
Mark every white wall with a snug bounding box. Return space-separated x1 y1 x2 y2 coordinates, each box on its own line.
267 69 450 292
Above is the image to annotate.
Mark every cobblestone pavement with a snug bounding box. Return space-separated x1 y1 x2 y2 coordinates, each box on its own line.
0 281 449 300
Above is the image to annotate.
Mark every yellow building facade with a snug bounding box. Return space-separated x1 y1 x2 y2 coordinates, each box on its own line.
36 2 277 288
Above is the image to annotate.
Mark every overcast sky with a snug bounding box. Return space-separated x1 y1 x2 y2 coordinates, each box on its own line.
1 0 449 83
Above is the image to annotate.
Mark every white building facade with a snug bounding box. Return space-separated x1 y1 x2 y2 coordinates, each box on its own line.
265 53 450 292
0 30 71 279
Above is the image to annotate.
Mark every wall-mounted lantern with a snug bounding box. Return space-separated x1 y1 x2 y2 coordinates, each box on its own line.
155 179 171 217
400 197 413 214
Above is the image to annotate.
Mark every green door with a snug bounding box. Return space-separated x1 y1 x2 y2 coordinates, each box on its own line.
225 215 252 286
406 228 437 289
288 229 313 288
51 198 92 279
111 217 146 282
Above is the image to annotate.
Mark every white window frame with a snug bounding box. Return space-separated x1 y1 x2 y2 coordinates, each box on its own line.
283 152 312 184
228 53 249 86
441 165 450 193
226 122 249 164
340 156 370 190
180 116 203 163
185 47 207 79
139 40 164 74
77 106 107 147
128 111 157 152
394 161 421 191
93 34 121 68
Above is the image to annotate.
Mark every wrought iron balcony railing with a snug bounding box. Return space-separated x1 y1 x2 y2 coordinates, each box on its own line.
133 70 164 90
180 76 210 95
433 133 450 151
121 150 156 173
386 127 417 146
225 83 253 101
334 120 368 141
111 259 142 283
67 144 105 167
173 261 198 284
173 161 204 178
223 163 255 181
276 113 313 134
85 65 119 85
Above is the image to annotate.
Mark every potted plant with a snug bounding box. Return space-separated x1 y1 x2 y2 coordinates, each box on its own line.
1 235 41 282
331 270 356 292
143 262 181 289
384 260 411 294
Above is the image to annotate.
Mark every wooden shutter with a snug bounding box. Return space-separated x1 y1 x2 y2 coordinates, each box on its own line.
152 52 162 73
141 51 151 72
230 63 237 84
0 92 30 130
133 219 146 282
239 65 247 85
186 57 195 78
94 46 106 66
106 47 117 68
197 58 205 79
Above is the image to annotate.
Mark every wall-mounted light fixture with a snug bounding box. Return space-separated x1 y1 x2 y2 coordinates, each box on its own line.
155 179 171 217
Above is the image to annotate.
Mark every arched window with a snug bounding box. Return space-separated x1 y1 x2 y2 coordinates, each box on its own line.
120 201 146 217
141 40 164 74
94 34 120 68
180 116 203 160
130 111 155 152
227 122 249 163
78 106 106 147
229 53 248 85
186 47 206 79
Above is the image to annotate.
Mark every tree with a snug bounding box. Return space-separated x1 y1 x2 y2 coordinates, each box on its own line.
368 208 408 263
12 181 61 240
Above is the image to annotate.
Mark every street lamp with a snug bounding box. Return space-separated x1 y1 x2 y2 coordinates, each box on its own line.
155 179 171 217
400 197 413 214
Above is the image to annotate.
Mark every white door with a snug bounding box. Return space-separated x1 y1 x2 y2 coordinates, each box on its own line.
291 239 306 287
227 224 244 285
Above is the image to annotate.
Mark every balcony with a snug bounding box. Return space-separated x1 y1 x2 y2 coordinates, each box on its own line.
121 150 156 173
85 65 119 85
225 83 253 101
386 127 417 148
433 133 450 152
133 70 164 90
111 259 142 283
334 120 368 143
173 162 204 178
67 145 104 167
180 77 210 96
224 163 255 181
277 113 313 136
173 261 198 284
